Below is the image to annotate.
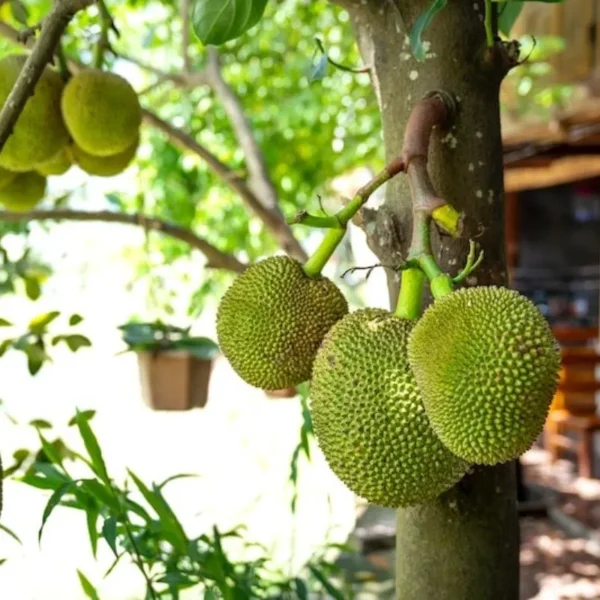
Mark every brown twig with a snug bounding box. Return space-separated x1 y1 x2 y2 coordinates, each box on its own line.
0 0 95 153
0 208 247 272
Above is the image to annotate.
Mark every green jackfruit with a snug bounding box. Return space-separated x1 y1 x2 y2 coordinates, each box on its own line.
310 309 469 508
71 137 138 177
217 256 348 390
35 147 72 176
0 166 17 189
0 55 69 172
408 286 561 465
0 171 46 212
61 69 141 157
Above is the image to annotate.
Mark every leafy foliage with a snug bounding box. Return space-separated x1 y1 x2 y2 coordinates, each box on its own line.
10 412 349 599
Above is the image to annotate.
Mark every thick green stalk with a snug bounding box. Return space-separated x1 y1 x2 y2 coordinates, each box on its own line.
394 267 425 320
302 227 346 278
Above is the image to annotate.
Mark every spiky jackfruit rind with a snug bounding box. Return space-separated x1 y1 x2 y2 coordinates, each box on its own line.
61 70 141 157
310 309 469 508
35 147 72 176
0 171 46 212
0 55 69 172
408 286 561 465
71 137 138 177
217 256 348 390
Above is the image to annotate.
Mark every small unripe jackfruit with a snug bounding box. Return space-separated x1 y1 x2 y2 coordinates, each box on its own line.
408 286 561 465
61 70 141 157
217 256 348 390
0 55 69 172
35 147 72 176
0 171 46 212
71 137 138 177
310 309 469 508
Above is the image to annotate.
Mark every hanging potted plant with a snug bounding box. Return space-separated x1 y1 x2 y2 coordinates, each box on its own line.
118 320 220 411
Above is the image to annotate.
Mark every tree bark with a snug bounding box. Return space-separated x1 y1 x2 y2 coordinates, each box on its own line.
346 1 519 598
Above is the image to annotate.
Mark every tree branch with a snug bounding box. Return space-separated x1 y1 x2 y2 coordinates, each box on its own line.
0 0 95 153
205 48 282 214
0 208 247 272
141 108 307 261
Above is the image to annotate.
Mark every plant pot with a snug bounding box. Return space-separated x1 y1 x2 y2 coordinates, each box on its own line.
136 350 214 411
264 387 298 399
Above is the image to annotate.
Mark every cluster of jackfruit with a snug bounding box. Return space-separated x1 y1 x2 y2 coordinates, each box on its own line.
217 256 561 509
0 54 141 212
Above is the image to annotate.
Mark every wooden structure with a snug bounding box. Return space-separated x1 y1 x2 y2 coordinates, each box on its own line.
502 1 600 477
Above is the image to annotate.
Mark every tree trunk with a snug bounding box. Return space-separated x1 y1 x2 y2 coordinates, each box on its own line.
345 1 520 598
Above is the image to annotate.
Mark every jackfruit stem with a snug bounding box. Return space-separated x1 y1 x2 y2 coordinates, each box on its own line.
394 267 425 320
93 0 112 69
301 157 405 278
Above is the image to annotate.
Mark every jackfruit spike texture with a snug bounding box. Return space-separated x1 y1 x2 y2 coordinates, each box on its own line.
0 171 46 212
408 286 561 465
217 256 348 390
0 55 69 172
71 137 138 177
35 147 72 176
0 166 17 189
310 309 469 508
61 69 141 157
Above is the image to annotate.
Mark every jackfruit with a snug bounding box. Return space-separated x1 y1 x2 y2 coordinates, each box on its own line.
61 70 141 157
0 171 46 212
310 309 469 507
0 166 16 189
0 55 69 172
408 286 561 465
71 137 138 177
35 147 71 176
217 256 348 389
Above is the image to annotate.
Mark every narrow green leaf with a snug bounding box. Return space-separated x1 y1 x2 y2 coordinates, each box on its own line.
80 479 120 511
0 318 12 327
25 342 47 375
29 419 52 430
410 0 448 62
68 410 95 427
28 311 60 333
74 411 109 483
39 481 78 542
294 578 308 600
101 517 118 555
86 505 100 557
0 523 22 544
157 473 199 490
128 471 187 551
9 0 29 25
308 566 345 600
77 571 101 600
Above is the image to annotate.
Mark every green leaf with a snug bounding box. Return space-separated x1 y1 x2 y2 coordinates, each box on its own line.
308 566 345 600
128 470 188 552
0 318 12 327
309 53 328 83
0 339 12 357
69 314 84 326
294 578 308 600
157 473 199 490
9 0 29 25
80 479 120 512
0 523 22 544
28 311 60 333
86 505 99 557
68 410 95 426
497 2 524 36
64 334 92 352
39 480 78 542
101 517 118 555
24 278 41 300
29 419 52 430
77 571 101 600
25 342 47 376
410 0 447 62
73 411 110 483
191 0 268 46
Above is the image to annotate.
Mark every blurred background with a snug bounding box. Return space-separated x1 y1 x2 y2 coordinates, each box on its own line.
0 0 599 599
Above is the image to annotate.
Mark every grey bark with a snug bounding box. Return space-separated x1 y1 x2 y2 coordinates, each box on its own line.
346 1 519 598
